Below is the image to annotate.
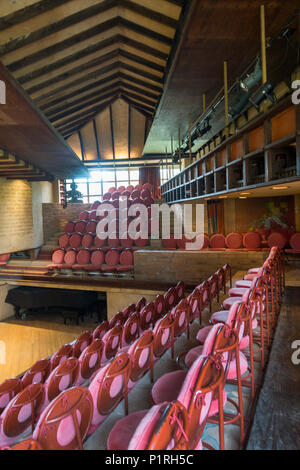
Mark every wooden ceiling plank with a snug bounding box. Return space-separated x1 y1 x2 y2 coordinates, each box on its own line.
45 81 122 118
120 0 178 29
49 88 120 123
120 88 156 108
120 93 154 115
40 72 120 110
119 81 158 101
0 0 117 56
119 49 164 73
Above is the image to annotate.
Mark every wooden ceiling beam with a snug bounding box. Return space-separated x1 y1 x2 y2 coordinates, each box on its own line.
54 94 119 128
45 81 122 118
119 1 178 29
49 89 120 123
0 1 73 31
26 50 120 95
120 93 155 115
120 62 164 84
119 49 164 73
119 89 156 109
0 0 118 56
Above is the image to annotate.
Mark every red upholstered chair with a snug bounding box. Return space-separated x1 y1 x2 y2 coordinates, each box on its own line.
131 189 140 200
72 331 92 358
141 188 151 200
9 439 43 450
126 330 154 388
112 191 121 200
207 273 220 309
107 401 189 451
33 387 93 450
225 232 243 250
210 233 226 249
135 184 143 191
122 303 137 321
42 358 79 410
135 296 146 313
142 183 153 192
94 236 106 248
89 210 97 220
88 353 131 432
199 233 210 250
79 210 89 221
108 233 120 248
50 343 73 371
117 186 125 193
82 248 104 271
120 248 133 266
69 233 82 249
171 300 189 339
75 339 104 386
75 221 87 233
121 190 131 199
0 378 22 415
121 312 140 347
72 249 91 270
109 312 124 328
86 220 97 234
140 302 155 331
0 384 45 447
21 359 51 388
120 235 134 249
267 232 287 249
164 286 177 311
153 313 175 360
64 221 75 234
101 325 123 364
48 249 65 268
58 233 69 249
102 192 111 201
243 232 261 250
105 248 120 266
60 248 77 268
126 185 134 193
108 187 116 194
90 200 101 210
92 321 110 341
153 294 166 322
286 232 300 253
82 233 94 249
134 237 148 247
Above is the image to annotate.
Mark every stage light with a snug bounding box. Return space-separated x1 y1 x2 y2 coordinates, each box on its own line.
240 60 262 92
249 81 276 110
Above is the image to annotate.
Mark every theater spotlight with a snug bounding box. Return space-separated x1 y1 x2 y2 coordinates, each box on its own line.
240 59 262 92
249 81 276 110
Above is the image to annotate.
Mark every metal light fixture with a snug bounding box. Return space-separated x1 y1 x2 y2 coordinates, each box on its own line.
240 59 262 92
249 81 276 110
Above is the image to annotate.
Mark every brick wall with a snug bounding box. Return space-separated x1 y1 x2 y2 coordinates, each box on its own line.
0 178 54 254
42 203 90 242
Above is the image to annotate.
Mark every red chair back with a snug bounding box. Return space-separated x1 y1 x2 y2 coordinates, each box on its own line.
92 321 110 341
122 312 140 346
72 331 92 358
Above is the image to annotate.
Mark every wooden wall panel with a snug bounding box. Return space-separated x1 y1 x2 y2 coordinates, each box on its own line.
272 106 296 142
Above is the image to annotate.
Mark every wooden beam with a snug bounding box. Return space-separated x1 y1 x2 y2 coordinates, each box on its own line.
93 118 101 161
49 89 120 123
119 89 156 108
120 1 178 29
109 104 115 160
34 63 119 104
120 94 154 116
119 50 164 73
26 50 120 95
0 0 117 56
0 0 73 31
45 81 122 118
120 62 164 84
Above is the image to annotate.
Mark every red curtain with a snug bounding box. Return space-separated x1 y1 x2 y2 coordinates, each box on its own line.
139 166 161 199
207 200 224 234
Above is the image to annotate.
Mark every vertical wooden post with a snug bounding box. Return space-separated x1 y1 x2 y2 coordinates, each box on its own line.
260 5 267 85
224 61 229 137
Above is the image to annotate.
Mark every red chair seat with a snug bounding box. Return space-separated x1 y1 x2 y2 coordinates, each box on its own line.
69 233 82 249
228 287 248 297
185 344 203 368
134 238 148 247
120 249 133 265
235 280 252 288
151 370 187 405
101 265 117 273
210 310 229 324
116 265 133 272
222 297 240 310
86 221 97 234
75 221 87 233
64 222 75 233
105 249 120 266
94 237 106 248
267 232 287 249
82 233 94 249
90 249 105 267
196 325 213 343
58 234 69 249
244 273 256 281
51 249 65 264
290 232 300 251
107 409 148 450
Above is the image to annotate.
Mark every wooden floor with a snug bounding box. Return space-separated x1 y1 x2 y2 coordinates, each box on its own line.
247 286 300 450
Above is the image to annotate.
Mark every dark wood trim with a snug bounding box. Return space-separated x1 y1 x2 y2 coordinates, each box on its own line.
119 17 173 46
120 94 154 117
119 49 164 73
45 81 122 118
120 89 156 108
109 104 115 161
119 36 168 61
40 73 120 111
93 118 101 161
120 0 178 28
120 62 164 84
119 81 158 101
26 50 120 94
78 130 85 162
0 0 117 56
119 72 162 93
49 89 120 123
0 0 73 32
35 63 119 104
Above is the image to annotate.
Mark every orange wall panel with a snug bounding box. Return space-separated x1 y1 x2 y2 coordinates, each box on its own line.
249 126 264 152
272 106 296 142
231 138 243 161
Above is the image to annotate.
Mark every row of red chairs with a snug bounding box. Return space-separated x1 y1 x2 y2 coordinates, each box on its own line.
0 280 189 449
162 231 299 250
48 247 134 272
58 231 148 251
0 262 234 450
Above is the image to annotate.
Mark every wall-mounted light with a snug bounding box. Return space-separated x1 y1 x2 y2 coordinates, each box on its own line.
272 186 288 190
249 81 276 110
240 60 262 92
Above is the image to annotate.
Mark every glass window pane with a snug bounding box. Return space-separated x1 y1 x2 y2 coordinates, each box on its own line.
89 195 101 203
89 182 102 195
75 183 88 195
102 170 116 182
102 182 115 194
116 170 128 182
129 170 139 180
89 170 102 181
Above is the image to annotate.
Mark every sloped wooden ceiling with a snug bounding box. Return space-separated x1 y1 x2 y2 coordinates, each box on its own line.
0 0 185 141
67 97 150 160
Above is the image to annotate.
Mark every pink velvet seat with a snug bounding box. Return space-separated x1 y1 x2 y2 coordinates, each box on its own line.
107 409 148 450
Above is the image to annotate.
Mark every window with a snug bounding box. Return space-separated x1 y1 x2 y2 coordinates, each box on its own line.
65 168 141 203
160 165 180 185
